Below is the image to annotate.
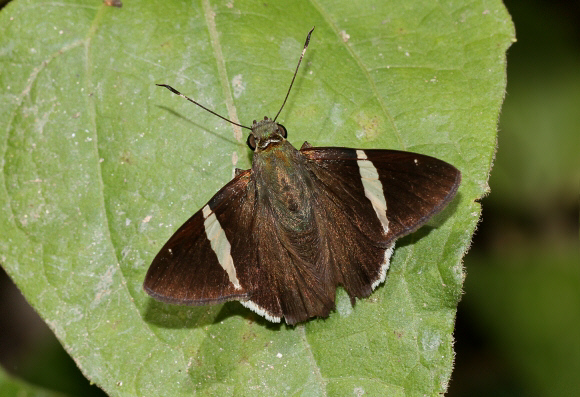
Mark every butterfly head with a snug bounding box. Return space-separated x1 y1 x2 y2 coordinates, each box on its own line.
247 116 288 152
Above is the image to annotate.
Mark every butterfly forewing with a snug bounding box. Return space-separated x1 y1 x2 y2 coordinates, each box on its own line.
144 170 256 305
302 147 461 241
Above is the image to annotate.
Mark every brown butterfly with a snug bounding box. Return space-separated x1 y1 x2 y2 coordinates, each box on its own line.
144 28 460 325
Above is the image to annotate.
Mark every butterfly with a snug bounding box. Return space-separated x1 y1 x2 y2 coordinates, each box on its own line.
144 28 461 325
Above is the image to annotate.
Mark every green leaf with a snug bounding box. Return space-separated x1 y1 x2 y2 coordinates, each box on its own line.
0 367 68 397
0 0 514 395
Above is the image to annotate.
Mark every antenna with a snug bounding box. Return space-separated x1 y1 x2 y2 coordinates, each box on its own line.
156 84 252 130
273 27 315 122
157 27 315 128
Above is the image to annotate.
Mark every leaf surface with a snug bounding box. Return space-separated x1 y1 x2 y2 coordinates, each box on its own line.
0 0 514 395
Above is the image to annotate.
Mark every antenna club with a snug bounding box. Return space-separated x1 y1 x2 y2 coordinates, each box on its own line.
157 84 179 95
305 27 315 47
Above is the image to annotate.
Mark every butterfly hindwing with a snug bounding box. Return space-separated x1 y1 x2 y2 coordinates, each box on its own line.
244 201 337 324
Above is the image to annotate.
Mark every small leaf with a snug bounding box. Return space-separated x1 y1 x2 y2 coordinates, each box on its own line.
0 0 514 395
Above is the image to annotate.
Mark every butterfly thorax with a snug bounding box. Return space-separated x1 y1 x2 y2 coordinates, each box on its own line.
252 138 315 234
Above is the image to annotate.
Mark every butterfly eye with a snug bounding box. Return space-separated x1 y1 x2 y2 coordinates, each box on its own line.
247 134 256 150
278 124 287 138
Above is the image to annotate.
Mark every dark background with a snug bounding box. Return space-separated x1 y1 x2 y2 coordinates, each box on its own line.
1 0 578 395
